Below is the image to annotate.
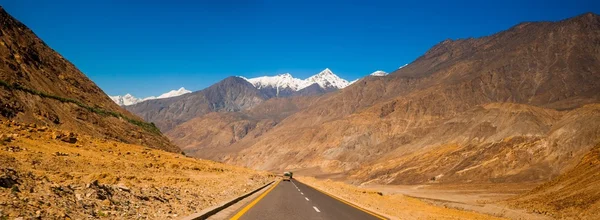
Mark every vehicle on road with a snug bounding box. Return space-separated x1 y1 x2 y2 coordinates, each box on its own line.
282 171 293 181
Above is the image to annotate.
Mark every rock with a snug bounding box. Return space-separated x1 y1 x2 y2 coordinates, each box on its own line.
116 184 130 192
53 152 69 157
61 132 78 144
3 146 22 152
53 132 78 144
0 134 15 143
101 199 111 207
0 168 19 189
52 132 63 139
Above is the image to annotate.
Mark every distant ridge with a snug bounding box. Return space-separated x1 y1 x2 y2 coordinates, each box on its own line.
110 87 191 106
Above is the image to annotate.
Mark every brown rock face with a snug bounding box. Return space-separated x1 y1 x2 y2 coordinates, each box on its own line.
177 13 600 185
166 96 319 160
125 76 267 132
0 7 178 152
509 142 600 219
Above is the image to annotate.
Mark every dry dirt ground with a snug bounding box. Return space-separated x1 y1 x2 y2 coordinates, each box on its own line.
362 183 551 220
0 119 272 219
297 176 504 220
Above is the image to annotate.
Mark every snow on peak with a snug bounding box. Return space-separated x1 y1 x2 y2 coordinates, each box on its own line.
243 68 351 91
305 68 350 89
370 70 388 76
110 87 191 106
245 73 307 91
109 94 145 106
157 87 191 99
317 68 333 75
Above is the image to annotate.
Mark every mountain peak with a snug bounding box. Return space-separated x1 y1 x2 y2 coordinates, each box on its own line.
317 68 334 76
278 73 293 78
370 70 388 76
567 12 600 26
306 68 350 89
110 87 191 106
242 68 352 93
157 87 191 99
245 73 306 90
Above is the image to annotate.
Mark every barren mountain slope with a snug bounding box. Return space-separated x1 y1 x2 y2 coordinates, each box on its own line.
352 103 600 184
167 96 322 160
0 7 177 152
508 142 600 219
222 13 600 184
125 77 267 132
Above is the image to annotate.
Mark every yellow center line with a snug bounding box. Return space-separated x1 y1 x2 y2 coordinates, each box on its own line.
297 180 388 220
230 180 281 220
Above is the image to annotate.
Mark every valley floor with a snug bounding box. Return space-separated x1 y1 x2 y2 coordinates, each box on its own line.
0 120 271 219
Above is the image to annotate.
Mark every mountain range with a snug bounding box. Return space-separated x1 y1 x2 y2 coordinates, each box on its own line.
1 4 599 218
242 68 364 98
114 69 385 106
123 68 387 131
110 87 191 106
152 12 600 190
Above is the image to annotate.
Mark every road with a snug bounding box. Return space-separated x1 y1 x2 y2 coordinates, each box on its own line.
228 179 387 220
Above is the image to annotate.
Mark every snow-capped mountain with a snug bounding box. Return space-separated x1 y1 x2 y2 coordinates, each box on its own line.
305 68 350 90
157 87 191 99
243 73 307 91
370 70 388 76
347 70 389 85
242 68 350 93
109 94 152 106
110 87 191 106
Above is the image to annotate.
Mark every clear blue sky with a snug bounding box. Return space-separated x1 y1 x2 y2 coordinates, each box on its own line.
2 0 598 97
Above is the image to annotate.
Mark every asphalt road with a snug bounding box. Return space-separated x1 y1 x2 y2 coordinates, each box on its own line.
228 179 387 220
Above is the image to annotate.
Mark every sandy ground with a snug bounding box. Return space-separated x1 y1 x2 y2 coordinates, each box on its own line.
0 120 273 219
363 183 551 220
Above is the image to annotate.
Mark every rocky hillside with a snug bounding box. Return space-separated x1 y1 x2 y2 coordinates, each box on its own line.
166 96 321 160
509 142 600 219
0 119 271 219
0 7 178 152
178 13 600 186
125 77 267 132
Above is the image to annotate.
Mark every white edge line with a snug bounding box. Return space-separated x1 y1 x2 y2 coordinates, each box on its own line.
313 206 320 212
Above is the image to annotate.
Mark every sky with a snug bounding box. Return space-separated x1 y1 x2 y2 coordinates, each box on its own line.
2 0 598 97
